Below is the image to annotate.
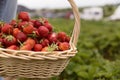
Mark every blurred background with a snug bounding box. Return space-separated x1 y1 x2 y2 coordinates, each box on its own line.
18 0 120 80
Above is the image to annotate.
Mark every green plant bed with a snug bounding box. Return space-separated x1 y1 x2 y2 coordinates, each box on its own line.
51 19 120 80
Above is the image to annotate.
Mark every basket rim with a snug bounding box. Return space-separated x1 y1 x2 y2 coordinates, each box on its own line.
0 43 77 60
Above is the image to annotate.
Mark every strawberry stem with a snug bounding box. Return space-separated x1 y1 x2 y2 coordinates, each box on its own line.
17 40 23 47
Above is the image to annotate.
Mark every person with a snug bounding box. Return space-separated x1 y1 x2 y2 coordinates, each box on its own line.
0 0 17 80
0 0 17 22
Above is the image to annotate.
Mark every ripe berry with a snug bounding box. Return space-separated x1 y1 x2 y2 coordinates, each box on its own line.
58 42 70 51
44 23 53 32
23 24 34 34
47 32 57 44
2 24 13 34
18 11 30 21
57 32 67 42
33 44 43 51
15 32 27 42
4 35 17 47
38 26 49 38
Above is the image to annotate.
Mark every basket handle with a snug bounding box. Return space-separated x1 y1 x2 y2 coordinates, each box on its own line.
68 0 80 46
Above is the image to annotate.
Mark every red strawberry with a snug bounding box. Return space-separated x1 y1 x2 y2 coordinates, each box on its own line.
44 23 53 32
41 47 48 52
58 42 70 51
18 11 30 21
13 28 21 37
30 19 35 24
33 44 43 51
31 30 40 38
56 41 61 46
4 35 17 47
17 21 28 30
47 32 57 44
20 44 32 50
65 36 70 42
15 32 27 42
57 32 67 42
38 26 49 38
7 45 19 50
1 24 13 34
40 39 49 47
9 20 17 27
24 38 36 48
23 24 34 34
34 20 42 28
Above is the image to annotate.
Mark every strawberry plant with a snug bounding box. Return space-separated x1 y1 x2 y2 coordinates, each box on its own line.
49 19 120 80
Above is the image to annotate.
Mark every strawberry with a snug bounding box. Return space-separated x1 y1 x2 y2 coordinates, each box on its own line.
34 20 42 28
33 44 43 51
47 32 57 44
44 23 53 32
17 21 28 30
9 20 17 27
65 36 70 42
7 45 19 50
15 32 27 42
38 26 49 38
13 28 21 37
18 11 30 21
41 47 48 52
57 32 67 42
20 44 32 50
4 35 17 47
30 19 35 24
24 38 36 48
28 30 40 38
58 42 70 51
1 24 13 34
23 24 34 34
40 39 49 47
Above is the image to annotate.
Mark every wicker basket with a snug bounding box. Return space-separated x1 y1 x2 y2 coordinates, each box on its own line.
0 0 80 78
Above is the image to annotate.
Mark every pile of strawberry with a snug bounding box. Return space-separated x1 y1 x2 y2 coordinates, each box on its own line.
0 12 70 52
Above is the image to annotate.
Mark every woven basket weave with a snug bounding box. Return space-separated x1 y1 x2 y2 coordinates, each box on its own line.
0 0 80 78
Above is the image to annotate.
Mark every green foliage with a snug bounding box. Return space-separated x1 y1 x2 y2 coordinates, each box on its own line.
50 19 120 80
